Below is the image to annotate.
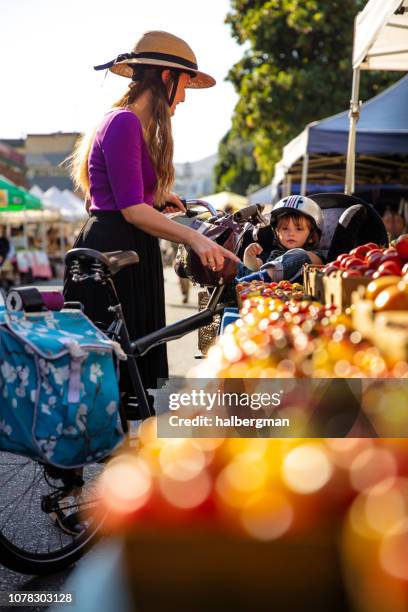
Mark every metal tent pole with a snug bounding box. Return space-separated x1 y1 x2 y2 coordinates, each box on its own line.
345 67 361 195
300 153 309 195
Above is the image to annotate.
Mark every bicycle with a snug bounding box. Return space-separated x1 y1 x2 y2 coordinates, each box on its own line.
0 201 266 575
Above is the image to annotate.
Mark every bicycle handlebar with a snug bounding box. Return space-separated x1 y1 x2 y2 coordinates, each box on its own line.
232 203 265 223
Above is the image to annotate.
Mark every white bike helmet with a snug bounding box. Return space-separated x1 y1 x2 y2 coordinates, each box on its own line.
270 195 324 245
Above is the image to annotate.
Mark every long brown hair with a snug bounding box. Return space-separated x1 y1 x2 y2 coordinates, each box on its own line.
69 66 174 206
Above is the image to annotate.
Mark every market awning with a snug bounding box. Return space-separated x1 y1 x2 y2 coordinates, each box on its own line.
0 175 42 211
353 0 408 70
272 75 408 192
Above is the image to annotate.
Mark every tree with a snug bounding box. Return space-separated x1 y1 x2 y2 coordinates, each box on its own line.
214 130 261 195
216 0 399 189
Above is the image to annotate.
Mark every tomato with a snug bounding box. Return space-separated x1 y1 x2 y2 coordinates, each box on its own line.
364 242 380 250
377 261 402 276
395 234 408 262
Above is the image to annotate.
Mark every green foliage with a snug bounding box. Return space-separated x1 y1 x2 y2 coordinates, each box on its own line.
214 131 261 195
215 0 399 190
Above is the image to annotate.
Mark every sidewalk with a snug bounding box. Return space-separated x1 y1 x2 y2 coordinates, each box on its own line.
163 265 201 377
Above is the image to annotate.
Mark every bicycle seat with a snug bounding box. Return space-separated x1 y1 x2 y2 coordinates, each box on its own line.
65 248 139 276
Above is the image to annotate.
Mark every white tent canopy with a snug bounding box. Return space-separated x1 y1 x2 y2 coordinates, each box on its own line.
29 185 44 199
345 0 408 193
42 187 87 222
353 0 408 70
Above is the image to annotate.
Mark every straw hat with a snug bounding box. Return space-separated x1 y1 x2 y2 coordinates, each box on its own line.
94 30 216 89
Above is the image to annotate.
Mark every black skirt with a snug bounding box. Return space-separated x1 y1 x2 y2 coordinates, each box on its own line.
63 211 168 390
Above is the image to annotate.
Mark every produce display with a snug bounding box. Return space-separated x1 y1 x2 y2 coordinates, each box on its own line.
235 279 307 305
322 237 408 279
198 285 404 378
92 235 408 612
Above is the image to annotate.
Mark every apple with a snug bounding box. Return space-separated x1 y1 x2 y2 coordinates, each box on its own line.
377 261 402 276
342 269 364 278
380 251 403 267
373 269 396 278
323 265 340 275
350 245 372 259
395 234 408 262
365 251 384 270
336 253 351 264
343 257 365 269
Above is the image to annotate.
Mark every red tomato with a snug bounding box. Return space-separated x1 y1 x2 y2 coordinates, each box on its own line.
377 261 402 276
395 234 408 262
365 242 380 250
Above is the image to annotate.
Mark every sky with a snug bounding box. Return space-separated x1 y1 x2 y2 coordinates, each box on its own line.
0 0 244 163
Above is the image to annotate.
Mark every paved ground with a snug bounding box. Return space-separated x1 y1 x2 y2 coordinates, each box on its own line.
0 265 203 604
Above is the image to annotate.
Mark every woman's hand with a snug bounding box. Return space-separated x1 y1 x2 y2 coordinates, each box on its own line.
161 192 186 214
189 233 240 271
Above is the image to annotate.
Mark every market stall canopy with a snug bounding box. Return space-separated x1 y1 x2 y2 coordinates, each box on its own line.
201 191 248 212
29 185 44 199
43 187 86 222
272 75 408 188
353 0 408 70
0 175 42 211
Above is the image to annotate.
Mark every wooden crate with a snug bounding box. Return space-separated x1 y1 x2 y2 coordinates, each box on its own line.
322 271 372 309
303 264 325 302
352 289 408 362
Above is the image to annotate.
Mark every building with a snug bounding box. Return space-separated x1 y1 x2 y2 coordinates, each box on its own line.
0 140 27 187
1 132 82 193
24 132 81 192
174 154 217 199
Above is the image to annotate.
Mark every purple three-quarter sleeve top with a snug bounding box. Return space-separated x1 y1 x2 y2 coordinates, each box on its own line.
88 108 157 211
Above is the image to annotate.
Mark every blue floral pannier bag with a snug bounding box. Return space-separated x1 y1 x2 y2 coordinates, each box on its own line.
0 306 125 467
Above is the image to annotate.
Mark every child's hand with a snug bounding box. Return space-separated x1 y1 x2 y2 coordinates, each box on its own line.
243 243 263 271
244 243 263 258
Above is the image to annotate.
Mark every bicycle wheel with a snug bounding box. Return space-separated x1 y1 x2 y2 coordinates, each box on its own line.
0 451 106 575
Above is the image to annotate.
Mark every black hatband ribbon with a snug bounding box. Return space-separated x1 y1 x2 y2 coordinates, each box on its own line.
94 51 198 72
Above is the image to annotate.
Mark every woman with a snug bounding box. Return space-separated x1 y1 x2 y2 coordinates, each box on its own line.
64 31 239 400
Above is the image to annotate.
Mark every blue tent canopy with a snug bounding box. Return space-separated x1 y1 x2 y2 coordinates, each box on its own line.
272 75 408 193
308 75 408 155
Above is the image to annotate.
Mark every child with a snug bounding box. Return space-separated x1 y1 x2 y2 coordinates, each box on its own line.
237 195 325 283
